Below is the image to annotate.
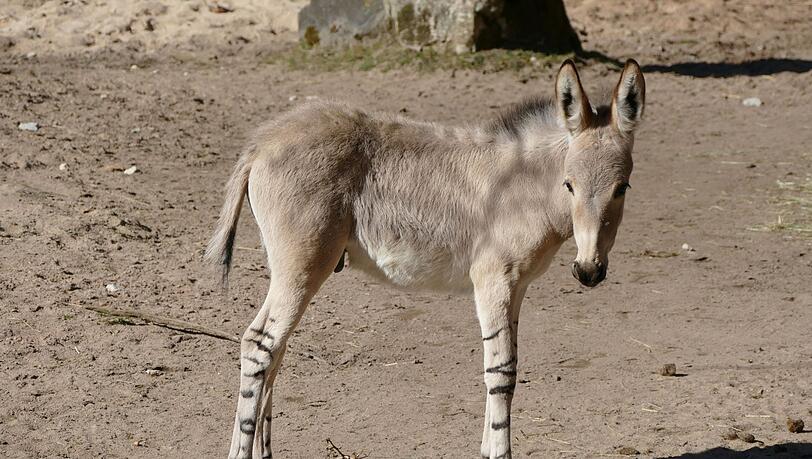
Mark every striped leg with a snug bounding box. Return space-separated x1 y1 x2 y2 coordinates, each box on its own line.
475 277 524 459
228 244 344 458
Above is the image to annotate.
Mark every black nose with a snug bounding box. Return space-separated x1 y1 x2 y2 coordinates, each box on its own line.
571 260 607 287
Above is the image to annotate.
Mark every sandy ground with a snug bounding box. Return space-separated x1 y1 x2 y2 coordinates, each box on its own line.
1 1 811 458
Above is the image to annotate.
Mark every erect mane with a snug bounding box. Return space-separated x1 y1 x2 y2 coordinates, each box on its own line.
486 96 556 139
486 93 614 140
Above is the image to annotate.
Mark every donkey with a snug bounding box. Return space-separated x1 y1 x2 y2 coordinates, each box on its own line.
206 59 645 459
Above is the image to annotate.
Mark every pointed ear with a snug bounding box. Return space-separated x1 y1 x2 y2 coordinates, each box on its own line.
612 59 646 134
556 59 593 134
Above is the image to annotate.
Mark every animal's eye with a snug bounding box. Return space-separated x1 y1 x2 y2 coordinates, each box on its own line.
614 183 630 198
563 180 574 194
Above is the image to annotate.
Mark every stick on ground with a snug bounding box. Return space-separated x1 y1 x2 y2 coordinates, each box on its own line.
84 306 240 343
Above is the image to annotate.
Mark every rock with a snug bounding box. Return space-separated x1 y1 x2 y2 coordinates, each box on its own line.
0 36 15 50
299 0 581 52
299 0 387 47
722 428 738 440
659 363 677 376
25 52 37 59
681 243 694 252
105 283 120 294
742 97 762 107
18 122 40 132
59 163 68 171
145 368 163 376
77 34 95 47
130 64 139 70
208 1 234 13
736 431 756 443
617 446 640 456
123 165 138 175
787 418 804 433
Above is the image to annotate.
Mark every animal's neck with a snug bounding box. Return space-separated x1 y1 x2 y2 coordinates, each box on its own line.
466 119 575 242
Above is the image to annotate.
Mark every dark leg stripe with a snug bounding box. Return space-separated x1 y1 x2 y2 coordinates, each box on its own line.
486 357 517 374
249 327 276 341
246 338 272 354
244 368 266 379
488 383 515 395
491 418 510 430
240 389 254 398
239 419 256 434
243 356 262 365
482 327 503 341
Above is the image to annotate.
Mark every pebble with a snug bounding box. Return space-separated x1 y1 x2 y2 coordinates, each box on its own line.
660 363 677 376
681 243 694 252
123 165 138 175
617 446 640 456
18 122 40 132
145 368 163 376
787 418 804 433
288 95 298 102
58 163 68 171
736 431 756 443
742 97 762 107
25 51 37 59
105 283 120 294
130 64 139 71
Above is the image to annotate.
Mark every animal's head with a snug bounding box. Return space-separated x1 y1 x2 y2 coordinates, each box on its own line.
555 59 645 287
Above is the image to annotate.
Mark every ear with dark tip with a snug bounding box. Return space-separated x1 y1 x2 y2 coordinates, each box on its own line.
556 59 593 134
612 59 646 134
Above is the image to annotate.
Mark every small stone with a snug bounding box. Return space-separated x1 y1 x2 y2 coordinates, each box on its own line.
736 431 756 443
681 243 694 252
288 95 298 102
208 2 233 13
105 283 120 294
659 363 677 376
0 36 15 50
617 446 639 456
722 429 738 440
130 64 139 70
18 122 40 132
787 418 804 433
145 368 163 376
742 97 762 107
58 163 68 171
25 52 37 59
79 34 95 47
123 165 138 175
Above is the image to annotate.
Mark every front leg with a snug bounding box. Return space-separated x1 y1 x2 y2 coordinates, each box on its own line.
474 271 523 459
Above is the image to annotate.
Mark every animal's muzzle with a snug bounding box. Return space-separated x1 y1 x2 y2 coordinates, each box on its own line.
571 260 606 287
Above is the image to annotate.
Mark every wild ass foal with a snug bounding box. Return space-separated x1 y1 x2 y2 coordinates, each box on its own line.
207 59 645 458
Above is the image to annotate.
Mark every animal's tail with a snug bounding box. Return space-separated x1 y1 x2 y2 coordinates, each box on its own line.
205 146 256 288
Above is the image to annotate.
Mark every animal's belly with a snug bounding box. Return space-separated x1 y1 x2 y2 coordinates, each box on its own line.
345 239 473 293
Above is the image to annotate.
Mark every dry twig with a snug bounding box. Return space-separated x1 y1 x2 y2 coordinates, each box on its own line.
84 306 239 343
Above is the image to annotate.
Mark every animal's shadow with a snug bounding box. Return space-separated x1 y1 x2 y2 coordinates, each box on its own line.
663 442 812 458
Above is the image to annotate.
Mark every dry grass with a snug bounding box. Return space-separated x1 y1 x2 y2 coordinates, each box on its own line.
750 176 812 237
268 40 576 75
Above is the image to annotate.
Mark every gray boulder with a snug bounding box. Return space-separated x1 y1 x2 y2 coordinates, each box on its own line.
299 0 581 53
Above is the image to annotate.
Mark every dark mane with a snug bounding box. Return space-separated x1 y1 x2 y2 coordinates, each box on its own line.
486 96 554 138
486 94 614 139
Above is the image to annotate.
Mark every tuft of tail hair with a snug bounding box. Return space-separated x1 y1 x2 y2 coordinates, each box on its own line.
204 147 255 289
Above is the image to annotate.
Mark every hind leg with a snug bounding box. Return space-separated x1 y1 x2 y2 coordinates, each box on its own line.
227 224 348 459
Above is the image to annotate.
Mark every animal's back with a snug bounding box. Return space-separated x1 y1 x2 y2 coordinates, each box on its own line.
249 101 490 292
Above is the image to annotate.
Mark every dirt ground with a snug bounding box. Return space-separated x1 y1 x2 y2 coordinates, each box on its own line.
1 1 811 458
